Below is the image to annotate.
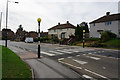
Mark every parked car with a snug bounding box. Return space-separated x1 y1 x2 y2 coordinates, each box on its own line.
25 37 34 43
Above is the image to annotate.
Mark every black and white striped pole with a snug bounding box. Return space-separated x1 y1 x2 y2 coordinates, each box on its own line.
37 18 41 58
83 30 85 48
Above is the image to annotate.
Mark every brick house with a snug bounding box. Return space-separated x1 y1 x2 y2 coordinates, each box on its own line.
40 31 48 38
28 31 38 39
15 30 28 41
2 28 14 40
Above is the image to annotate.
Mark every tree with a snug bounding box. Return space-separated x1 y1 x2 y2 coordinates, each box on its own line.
75 22 89 41
17 24 23 31
75 24 83 41
80 22 89 33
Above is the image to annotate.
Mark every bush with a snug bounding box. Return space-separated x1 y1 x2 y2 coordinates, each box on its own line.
85 38 99 41
34 38 38 42
34 37 50 42
101 31 117 42
87 42 106 47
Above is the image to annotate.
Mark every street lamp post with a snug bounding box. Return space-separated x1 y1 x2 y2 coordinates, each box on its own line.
0 12 2 31
83 30 85 48
5 0 18 47
37 18 41 58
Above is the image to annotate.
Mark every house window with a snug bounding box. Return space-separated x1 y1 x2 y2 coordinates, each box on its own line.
119 29 120 35
54 29 56 32
60 29 62 31
93 23 95 26
59 34 61 38
105 21 112 26
110 21 112 24
49 30 51 32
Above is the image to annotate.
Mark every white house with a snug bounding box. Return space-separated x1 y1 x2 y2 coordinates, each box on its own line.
89 12 120 38
48 21 76 39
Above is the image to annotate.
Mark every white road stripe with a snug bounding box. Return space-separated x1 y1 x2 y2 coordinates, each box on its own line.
88 53 92 54
58 61 82 70
76 55 80 57
103 67 106 69
73 59 88 65
82 75 92 79
98 51 101 53
41 51 55 56
57 50 72 54
58 58 64 61
85 69 108 79
49 51 63 54
59 60 109 79
86 56 100 60
67 57 72 58
72 51 80 52
102 51 105 52
63 49 79 53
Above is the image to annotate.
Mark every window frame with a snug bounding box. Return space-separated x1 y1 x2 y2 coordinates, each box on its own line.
105 21 112 26
54 29 56 32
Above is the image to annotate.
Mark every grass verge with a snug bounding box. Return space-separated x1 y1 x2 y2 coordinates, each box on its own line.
72 38 120 50
1 45 32 79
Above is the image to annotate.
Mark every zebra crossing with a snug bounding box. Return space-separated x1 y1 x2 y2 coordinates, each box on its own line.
40 48 107 58
41 48 82 56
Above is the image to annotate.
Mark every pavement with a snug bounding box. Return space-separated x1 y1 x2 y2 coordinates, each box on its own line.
8 45 82 80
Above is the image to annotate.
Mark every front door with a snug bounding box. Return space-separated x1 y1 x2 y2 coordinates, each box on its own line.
98 32 102 38
61 33 65 39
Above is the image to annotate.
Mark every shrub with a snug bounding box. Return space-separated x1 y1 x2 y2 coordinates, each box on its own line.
34 38 38 42
34 37 50 42
101 31 117 42
85 38 99 41
88 42 106 47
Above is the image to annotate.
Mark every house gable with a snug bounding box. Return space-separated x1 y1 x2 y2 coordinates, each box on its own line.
89 12 120 38
90 12 120 24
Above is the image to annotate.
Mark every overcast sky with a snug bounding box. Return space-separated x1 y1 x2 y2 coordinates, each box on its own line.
0 0 119 32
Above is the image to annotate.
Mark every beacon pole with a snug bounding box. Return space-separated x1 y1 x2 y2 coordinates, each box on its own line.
37 18 41 58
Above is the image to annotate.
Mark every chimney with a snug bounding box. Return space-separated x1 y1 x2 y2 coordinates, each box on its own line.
67 21 69 24
58 22 60 25
106 12 110 16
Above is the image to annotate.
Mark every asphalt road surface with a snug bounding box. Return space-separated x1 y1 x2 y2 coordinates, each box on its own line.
1 40 119 80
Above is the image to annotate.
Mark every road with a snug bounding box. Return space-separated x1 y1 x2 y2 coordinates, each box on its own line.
1 40 119 80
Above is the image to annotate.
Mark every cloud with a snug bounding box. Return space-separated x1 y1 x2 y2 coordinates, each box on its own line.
0 0 119 32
